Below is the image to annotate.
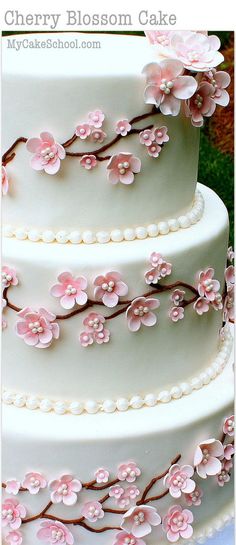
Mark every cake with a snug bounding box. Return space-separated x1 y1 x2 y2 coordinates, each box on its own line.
2 31 234 545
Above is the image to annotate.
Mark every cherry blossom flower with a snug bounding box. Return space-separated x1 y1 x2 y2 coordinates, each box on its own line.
22 472 47 494
162 505 193 542
90 129 107 143
223 415 234 437
204 69 230 106
227 247 234 263
211 292 223 311
80 154 97 170
139 130 155 147
88 110 105 128
94 328 110 344
170 289 185 306
107 153 141 185
2 266 18 289
185 83 216 127
147 143 161 158
222 443 234 461
167 32 224 72
114 531 146 545
94 271 128 308
79 331 94 347
193 297 210 315
223 288 234 322
121 505 161 538
217 462 231 487
48 475 82 506
194 439 224 478
109 485 125 500
26 132 65 175
16 307 59 349
5 530 23 545
81 501 104 523
116 120 132 136
83 312 105 333
169 306 184 322
197 267 220 301
50 272 88 309
143 60 197 116
127 297 160 332
2 498 26 529
5 480 21 496
117 462 141 483
110 485 140 508
153 126 169 145
164 464 195 498
184 485 203 507
145 30 172 47
37 520 74 544
145 253 172 284
2 165 9 195
94 468 110 484
75 123 91 140
125 485 140 500
225 265 234 289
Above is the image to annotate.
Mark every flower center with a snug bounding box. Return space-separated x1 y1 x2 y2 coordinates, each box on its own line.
93 115 99 122
194 94 203 109
117 161 130 175
94 132 100 139
102 280 115 293
65 284 77 296
89 506 100 517
124 538 136 545
157 131 163 138
41 146 55 161
203 279 213 291
28 321 44 334
30 477 40 487
227 419 234 432
58 483 69 495
150 145 157 152
188 50 200 62
173 475 185 487
160 78 174 94
88 317 100 330
202 448 210 464
51 530 63 540
134 511 145 525
2 272 12 284
133 305 149 317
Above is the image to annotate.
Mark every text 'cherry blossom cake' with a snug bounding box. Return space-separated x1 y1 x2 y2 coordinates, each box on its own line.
1 31 234 545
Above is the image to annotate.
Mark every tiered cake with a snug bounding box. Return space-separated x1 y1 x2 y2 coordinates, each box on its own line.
2 32 234 545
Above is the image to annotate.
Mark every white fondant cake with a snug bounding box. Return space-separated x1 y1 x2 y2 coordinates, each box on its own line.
1 32 234 545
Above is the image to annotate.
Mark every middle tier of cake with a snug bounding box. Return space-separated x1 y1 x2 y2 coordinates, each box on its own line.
2 184 230 414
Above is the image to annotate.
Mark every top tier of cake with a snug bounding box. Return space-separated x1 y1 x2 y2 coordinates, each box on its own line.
2 33 199 238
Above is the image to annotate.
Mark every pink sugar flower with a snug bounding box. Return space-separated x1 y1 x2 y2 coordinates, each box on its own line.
162 505 193 542
193 297 210 315
205 69 230 106
147 143 161 158
114 530 146 545
126 485 140 500
194 438 224 479
217 462 231 487
223 443 234 461
37 520 74 544
94 328 110 344
145 253 172 284
22 472 47 494
223 288 234 322
153 126 169 145
2 498 26 529
16 307 59 349
75 123 91 140
5 530 23 545
109 485 125 500
127 297 160 332
211 292 223 311
107 153 141 185
223 415 234 437
94 468 109 484
5 480 21 496
83 312 105 333
168 32 224 72
185 485 203 507
164 464 195 498
81 501 104 523
79 331 94 347
2 165 9 195
116 120 132 136
169 306 184 322
170 289 185 306
145 30 172 47
49 475 82 506
2 266 18 289
227 247 234 263
50 272 88 309
88 110 105 128
26 132 65 175
91 129 107 143
139 130 155 147
80 154 97 170
117 462 141 483
121 505 161 538
94 271 128 308
185 82 216 127
197 267 220 301
225 265 234 289
143 60 197 116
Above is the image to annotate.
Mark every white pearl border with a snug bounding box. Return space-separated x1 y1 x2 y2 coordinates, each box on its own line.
3 191 204 245
2 327 232 416
188 503 234 545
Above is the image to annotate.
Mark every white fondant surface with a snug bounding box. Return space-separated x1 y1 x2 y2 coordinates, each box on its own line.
2 33 199 233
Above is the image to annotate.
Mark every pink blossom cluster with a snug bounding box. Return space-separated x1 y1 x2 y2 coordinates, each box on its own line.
76 109 106 171
194 438 224 479
109 484 140 508
80 312 110 347
164 464 195 498
217 443 234 487
162 504 193 542
37 520 74 544
5 472 47 496
26 132 66 175
121 505 161 538
16 307 59 349
139 126 169 158
169 289 185 323
2 498 26 530
145 252 172 285
193 267 222 316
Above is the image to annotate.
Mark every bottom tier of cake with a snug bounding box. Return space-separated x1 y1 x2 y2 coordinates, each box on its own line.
2 333 234 545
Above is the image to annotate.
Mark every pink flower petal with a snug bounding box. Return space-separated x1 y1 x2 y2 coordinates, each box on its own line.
44 158 61 175
24 332 39 346
141 312 157 327
58 272 73 284
16 321 29 335
144 85 162 106
180 525 193 539
26 138 41 153
115 281 129 296
31 155 44 171
120 171 135 185
102 291 119 308
50 284 65 297
63 491 77 506
108 170 119 184
160 95 181 116
40 132 55 145
128 316 141 332
173 76 197 99
75 291 88 306
60 294 76 309
39 329 53 344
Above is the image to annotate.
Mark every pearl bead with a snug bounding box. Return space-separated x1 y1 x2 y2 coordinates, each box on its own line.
102 399 116 413
15 228 27 240
69 401 84 415
14 394 26 408
96 231 110 244
42 230 55 243
82 231 95 244
54 401 67 415
158 222 169 235
130 395 143 409
158 390 171 403
3 225 14 237
136 227 147 240
124 228 135 241
116 398 129 411
56 231 69 244
168 219 180 231
144 393 157 407
178 215 191 229
170 386 182 399
85 400 99 414
40 399 53 412
147 224 159 237
111 229 123 242
26 396 39 410
2 391 15 404
69 231 82 244
123 161 130 169
28 229 41 242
